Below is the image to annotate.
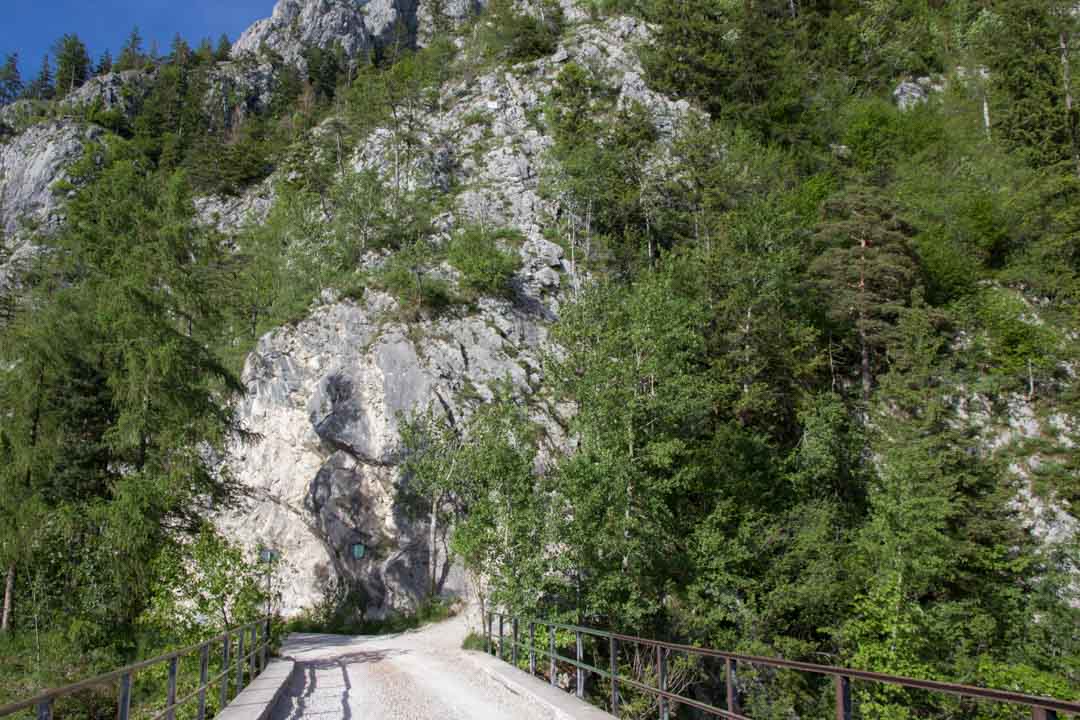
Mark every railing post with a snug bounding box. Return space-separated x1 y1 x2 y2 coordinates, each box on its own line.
610 637 619 716
835 676 851 720
197 644 210 720
165 656 179 720
657 646 669 720
36 698 53 720
550 627 557 687
726 658 738 715
498 615 505 661
236 627 246 695
250 625 258 678
576 630 585 700
263 618 270 670
220 632 231 709
118 672 132 720
529 622 537 676
512 618 520 667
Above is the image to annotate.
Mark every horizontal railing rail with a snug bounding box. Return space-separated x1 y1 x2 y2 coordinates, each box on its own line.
487 612 1079 720
0 617 274 720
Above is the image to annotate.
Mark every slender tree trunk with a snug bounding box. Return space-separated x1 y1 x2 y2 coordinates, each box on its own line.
858 236 872 402
1 564 14 633
982 90 992 141
1061 32 1080 178
428 491 442 597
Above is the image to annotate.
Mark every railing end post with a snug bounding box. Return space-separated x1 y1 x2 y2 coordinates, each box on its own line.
835 675 852 720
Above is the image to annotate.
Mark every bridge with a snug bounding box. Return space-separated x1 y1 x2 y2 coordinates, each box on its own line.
1 610 1077 720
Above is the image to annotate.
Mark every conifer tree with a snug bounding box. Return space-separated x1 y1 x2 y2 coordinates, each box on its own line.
23 55 54 100
115 26 145 71
52 33 91 96
95 50 113 76
0 54 21 106
215 34 231 61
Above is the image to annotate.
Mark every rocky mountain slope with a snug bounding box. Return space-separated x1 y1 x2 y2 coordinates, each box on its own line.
0 0 1075 628
214 4 693 617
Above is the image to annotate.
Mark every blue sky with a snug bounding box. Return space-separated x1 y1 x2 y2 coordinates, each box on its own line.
2 0 275 81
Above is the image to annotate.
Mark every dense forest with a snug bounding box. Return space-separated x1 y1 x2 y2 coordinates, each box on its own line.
0 0 1078 718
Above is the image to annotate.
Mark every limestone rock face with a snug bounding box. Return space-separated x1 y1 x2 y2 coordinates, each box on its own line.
63 70 155 120
219 289 560 617
0 121 103 288
217 14 694 617
234 0 404 69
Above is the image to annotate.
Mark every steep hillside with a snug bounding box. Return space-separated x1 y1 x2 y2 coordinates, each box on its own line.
0 0 1078 714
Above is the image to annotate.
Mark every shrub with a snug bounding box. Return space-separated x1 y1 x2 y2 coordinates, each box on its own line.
448 226 523 298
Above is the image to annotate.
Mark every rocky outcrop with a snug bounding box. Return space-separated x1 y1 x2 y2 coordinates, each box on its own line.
0 121 103 287
219 285 562 616
63 70 155 120
217 13 695 617
203 61 279 131
232 0 488 70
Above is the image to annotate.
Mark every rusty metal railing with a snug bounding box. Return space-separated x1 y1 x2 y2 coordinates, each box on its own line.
0 617 274 720
487 612 1079 720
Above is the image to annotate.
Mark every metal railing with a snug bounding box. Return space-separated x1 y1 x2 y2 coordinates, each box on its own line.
487 613 1080 720
0 617 274 720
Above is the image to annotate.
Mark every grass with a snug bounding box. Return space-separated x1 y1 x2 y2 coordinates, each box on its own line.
461 632 486 651
284 598 458 637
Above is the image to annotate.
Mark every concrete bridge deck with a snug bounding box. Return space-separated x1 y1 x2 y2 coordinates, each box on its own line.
269 615 612 720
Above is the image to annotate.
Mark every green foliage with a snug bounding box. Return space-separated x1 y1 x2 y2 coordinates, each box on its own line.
477 0 565 65
447 226 523 298
52 34 91 97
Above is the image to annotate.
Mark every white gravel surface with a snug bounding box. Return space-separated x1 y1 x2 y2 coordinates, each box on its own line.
271 615 555 720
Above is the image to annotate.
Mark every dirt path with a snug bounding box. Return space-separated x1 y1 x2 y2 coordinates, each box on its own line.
271 614 554 720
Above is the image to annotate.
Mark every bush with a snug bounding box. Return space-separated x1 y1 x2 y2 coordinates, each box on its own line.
481 0 565 65
461 632 486 651
448 226 523 298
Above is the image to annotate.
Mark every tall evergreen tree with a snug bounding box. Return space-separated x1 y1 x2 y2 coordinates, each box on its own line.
0 54 21 106
53 33 91 96
23 55 54 100
95 49 113 76
115 26 145 72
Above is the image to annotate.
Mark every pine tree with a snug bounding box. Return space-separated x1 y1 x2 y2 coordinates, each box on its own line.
809 190 921 401
23 55 54 100
215 34 231 61
95 50 113 76
0 54 21 106
115 26 145 71
53 34 91 96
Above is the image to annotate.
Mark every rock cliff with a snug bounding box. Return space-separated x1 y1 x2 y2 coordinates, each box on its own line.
213 10 695 616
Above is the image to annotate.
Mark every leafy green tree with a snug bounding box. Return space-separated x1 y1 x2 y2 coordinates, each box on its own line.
52 34 91 96
144 524 274 637
447 226 522 299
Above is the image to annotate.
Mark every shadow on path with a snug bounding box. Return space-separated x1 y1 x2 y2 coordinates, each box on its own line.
274 650 407 720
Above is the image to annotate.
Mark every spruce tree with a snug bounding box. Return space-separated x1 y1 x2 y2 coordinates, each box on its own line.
0 54 21 106
215 34 231 61
53 33 91 96
115 26 145 71
24 55 54 100
95 50 113 76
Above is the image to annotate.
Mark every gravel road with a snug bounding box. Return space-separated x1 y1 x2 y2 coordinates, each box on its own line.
271 614 555 720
